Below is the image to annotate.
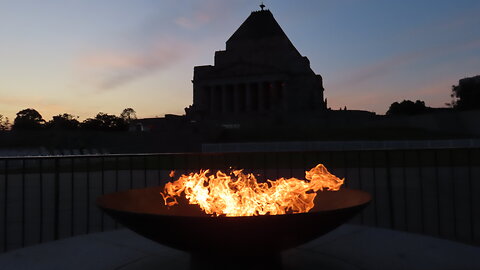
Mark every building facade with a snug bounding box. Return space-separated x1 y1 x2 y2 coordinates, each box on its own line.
186 8 327 123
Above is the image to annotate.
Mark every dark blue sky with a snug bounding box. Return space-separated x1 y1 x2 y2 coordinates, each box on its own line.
0 0 479 120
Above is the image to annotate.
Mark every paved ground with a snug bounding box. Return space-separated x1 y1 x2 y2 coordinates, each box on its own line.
0 225 479 270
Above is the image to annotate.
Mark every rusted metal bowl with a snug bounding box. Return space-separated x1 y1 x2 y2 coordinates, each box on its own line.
96 187 371 257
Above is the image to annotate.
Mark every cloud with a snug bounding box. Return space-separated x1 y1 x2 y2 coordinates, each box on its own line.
73 0 250 91
172 0 244 30
399 4 480 40
332 4 480 91
175 13 212 30
340 51 423 87
77 38 190 90
325 35 480 114
334 36 480 91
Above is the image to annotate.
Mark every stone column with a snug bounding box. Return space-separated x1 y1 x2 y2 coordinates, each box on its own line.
222 85 228 114
233 84 240 114
246 83 253 113
193 85 200 108
202 86 209 113
282 82 288 111
270 82 277 111
210 86 216 114
257 82 263 112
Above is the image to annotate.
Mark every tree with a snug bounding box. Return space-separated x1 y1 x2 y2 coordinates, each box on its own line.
46 113 80 130
81 112 128 131
0 114 10 131
80 117 103 130
386 100 428 116
120 108 137 123
450 75 480 110
95 112 127 131
13 108 45 130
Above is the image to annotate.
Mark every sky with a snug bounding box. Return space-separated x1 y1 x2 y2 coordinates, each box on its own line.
0 0 479 121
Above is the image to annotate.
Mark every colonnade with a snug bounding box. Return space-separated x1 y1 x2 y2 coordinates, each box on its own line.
200 81 287 114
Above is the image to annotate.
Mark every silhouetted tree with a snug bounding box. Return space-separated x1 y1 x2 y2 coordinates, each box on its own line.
450 75 480 110
81 112 128 131
80 117 103 130
13 108 45 130
46 113 80 130
0 114 10 131
120 108 137 123
97 112 127 130
386 100 428 116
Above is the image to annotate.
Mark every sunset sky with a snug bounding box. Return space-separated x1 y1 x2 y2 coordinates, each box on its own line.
1 0 479 121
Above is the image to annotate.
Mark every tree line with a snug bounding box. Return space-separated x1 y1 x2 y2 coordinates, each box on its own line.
386 75 480 116
0 108 136 131
1 74 478 128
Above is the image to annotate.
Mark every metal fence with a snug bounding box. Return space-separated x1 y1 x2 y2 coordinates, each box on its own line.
1 149 479 253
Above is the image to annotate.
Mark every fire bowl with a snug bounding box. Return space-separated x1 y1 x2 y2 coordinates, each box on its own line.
97 187 370 256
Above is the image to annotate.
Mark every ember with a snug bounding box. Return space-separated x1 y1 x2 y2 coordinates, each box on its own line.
161 164 344 217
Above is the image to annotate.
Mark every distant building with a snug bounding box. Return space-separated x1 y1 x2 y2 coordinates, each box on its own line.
186 7 327 123
126 5 479 142
130 115 187 132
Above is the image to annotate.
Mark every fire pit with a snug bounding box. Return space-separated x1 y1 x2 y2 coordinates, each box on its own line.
97 187 370 269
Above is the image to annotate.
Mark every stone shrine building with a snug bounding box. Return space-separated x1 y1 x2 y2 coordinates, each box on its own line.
186 6 327 124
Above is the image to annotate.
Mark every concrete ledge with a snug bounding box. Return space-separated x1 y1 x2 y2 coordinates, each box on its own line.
202 139 480 153
0 225 479 270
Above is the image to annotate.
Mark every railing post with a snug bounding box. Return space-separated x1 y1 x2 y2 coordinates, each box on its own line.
21 159 25 247
449 149 457 240
144 156 148 187
372 150 378 227
39 159 43 243
101 156 105 232
114 156 119 229
3 160 8 252
70 158 74 237
129 156 133 189
86 157 90 234
401 150 408 231
467 149 474 243
385 150 395 229
54 158 60 241
433 150 442 238
417 149 425 234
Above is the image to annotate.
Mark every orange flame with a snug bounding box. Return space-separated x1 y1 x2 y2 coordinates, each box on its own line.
161 164 344 217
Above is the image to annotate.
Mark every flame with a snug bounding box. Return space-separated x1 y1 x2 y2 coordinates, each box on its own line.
161 164 344 217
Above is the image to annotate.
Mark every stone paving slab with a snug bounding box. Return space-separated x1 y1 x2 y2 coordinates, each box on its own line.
0 225 479 270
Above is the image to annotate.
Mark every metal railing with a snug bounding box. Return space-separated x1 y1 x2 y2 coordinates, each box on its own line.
1 149 479 252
